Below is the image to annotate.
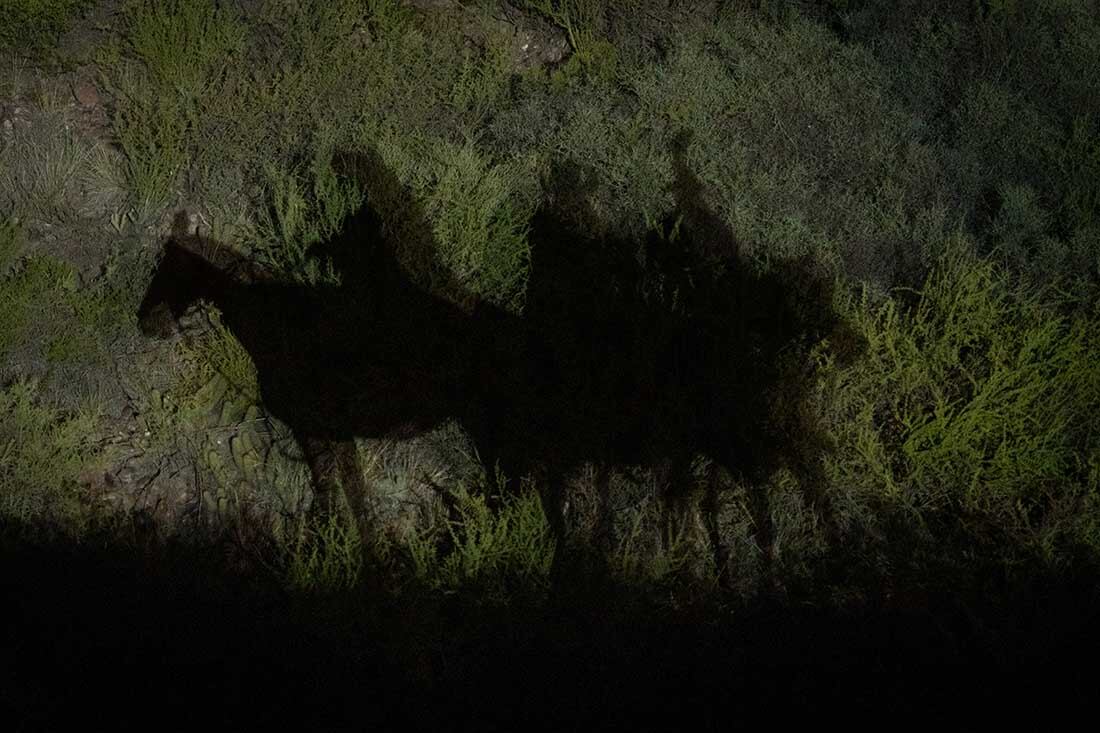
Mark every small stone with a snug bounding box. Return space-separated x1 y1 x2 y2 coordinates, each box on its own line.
72 80 100 108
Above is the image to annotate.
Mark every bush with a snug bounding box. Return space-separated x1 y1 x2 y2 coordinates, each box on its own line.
407 477 556 603
813 235 1100 571
489 9 949 286
845 0 1100 290
175 306 261 406
629 12 946 283
121 0 246 106
284 510 364 594
104 61 191 215
0 379 100 533
0 0 94 58
425 139 536 312
102 0 247 215
255 155 364 279
0 251 78 362
0 218 20 274
0 219 135 390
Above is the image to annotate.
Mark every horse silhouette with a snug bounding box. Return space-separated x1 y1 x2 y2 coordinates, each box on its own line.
137 144 851 549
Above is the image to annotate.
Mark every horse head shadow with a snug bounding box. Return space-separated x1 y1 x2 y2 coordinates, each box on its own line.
137 141 859 547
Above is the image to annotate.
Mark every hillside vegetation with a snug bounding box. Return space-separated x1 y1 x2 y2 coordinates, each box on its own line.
2 0 1098 724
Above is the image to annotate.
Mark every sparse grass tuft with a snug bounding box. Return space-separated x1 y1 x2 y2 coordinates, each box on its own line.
0 110 97 226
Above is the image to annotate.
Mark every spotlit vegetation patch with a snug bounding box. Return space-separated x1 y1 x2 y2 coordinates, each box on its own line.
0 224 126 373
407 476 556 603
255 156 363 280
425 139 537 312
284 510 364 594
4 0 1100 629
0 379 100 533
0 106 127 226
814 234 1100 571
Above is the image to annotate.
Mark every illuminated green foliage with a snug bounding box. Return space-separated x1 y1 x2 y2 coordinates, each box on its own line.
814 234 1100 567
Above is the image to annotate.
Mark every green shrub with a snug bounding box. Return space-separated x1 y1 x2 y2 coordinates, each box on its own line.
407 477 556 603
626 12 947 282
425 139 536 312
813 235 1100 568
121 0 246 105
103 1 246 214
547 87 677 240
0 379 100 532
176 306 261 406
844 0 1100 289
446 32 515 132
255 156 363 279
488 9 949 285
284 510 364 594
0 0 94 58
1053 114 1100 234
608 493 716 591
0 221 134 375
105 62 191 215
0 252 76 361
345 124 540 312
113 0 381 269
0 219 20 275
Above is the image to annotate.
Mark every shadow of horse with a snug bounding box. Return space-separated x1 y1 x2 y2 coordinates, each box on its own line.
137 142 855 553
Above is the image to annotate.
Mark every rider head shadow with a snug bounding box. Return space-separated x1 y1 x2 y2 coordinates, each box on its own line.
136 140 859 535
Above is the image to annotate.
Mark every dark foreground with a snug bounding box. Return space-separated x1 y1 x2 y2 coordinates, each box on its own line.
4 523 1097 731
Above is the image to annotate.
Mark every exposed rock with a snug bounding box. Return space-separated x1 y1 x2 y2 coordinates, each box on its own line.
404 0 570 73
478 3 571 73
502 10 571 71
71 79 100 109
